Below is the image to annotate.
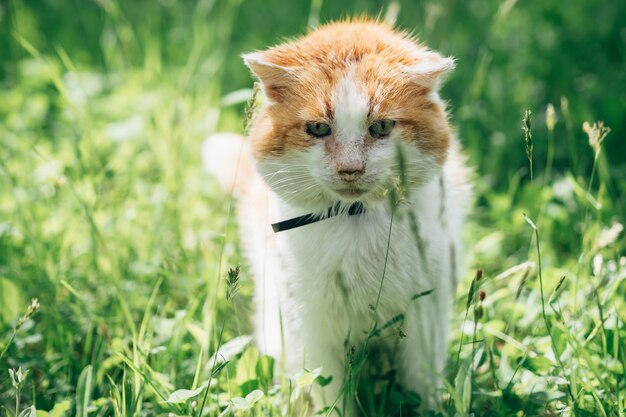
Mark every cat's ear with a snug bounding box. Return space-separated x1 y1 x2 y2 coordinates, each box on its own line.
242 52 295 103
404 50 455 89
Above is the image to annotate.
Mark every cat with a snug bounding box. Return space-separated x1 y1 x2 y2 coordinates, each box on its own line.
204 18 470 413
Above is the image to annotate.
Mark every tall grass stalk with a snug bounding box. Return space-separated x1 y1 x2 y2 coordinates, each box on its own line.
197 324 226 417
1 300 39 362
523 214 576 408
575 121 611 314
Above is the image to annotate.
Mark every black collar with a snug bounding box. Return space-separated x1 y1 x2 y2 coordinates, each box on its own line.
271 202 366 233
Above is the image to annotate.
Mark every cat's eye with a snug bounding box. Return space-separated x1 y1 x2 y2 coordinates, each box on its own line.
306 122 332 138
369 120 396 138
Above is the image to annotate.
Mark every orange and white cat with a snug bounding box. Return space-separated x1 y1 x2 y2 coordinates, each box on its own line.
204 19 470 411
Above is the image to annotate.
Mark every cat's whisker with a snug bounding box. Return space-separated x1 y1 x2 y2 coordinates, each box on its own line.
278 182 323 204
270 179 315 191
263 170 306 180
275 181 318 195
262 167 309 177
267 173 312 183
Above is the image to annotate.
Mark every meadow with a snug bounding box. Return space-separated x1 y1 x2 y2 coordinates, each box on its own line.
1 0 625 416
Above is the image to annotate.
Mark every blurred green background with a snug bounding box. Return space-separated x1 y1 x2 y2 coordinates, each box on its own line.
1 1 626 416
2 0 625 188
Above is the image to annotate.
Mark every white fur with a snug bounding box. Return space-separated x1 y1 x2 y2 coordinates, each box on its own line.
333 68 369 141
404 51 456 89
202 133 245 192
251 148 466 409
207 70 469 413
329 69 370 177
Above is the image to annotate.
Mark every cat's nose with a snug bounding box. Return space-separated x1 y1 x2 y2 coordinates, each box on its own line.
337 165 364 182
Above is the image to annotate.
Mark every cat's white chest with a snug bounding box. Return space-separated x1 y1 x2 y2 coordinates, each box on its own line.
237 145 468 407
276 202 440 332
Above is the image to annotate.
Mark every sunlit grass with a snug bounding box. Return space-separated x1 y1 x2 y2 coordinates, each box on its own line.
1 1 625 416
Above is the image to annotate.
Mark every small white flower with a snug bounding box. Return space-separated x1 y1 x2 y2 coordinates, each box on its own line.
598 222 623 249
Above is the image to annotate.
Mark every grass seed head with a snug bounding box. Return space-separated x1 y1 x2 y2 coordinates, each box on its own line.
243 82 260 135
16 298 40 330
226 266 241 302
476 268 484 281
583 121 611 153
522 110 533 160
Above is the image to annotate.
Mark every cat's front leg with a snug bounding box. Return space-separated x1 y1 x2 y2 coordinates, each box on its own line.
306 358 345 415
296 311 351 415
395 306 449 411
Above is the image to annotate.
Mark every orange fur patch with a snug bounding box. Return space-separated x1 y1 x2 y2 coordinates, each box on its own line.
246 18 453 164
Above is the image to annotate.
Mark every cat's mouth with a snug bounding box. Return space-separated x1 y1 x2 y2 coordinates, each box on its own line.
334 187 368 198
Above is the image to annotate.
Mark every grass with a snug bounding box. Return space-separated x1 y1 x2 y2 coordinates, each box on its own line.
1 1 626 416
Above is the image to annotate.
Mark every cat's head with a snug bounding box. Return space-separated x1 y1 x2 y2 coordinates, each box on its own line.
243 19 454 209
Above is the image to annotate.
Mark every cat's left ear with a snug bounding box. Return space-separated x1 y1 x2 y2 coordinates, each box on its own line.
242 52 295 103
404 50 455 90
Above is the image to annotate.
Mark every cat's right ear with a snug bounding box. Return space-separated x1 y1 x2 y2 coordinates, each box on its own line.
242 52 294 103
404 50 455 90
